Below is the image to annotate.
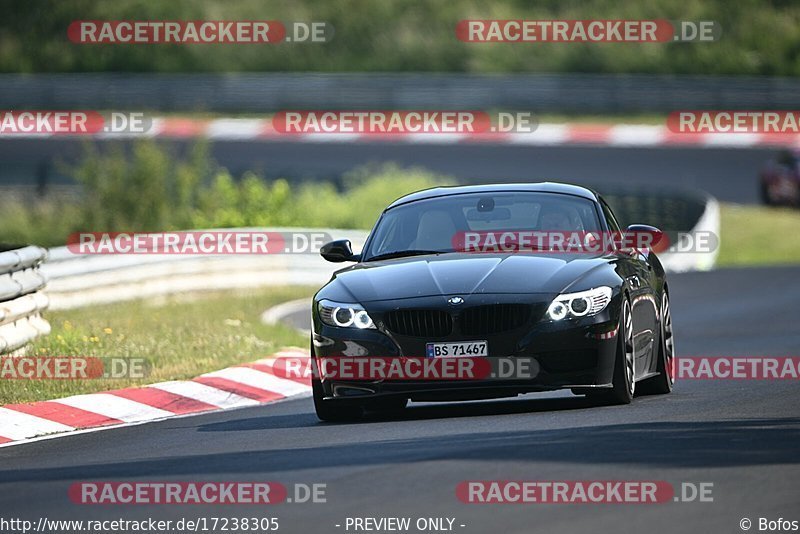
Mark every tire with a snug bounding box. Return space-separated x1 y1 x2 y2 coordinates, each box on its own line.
592 297 635 405
309 346 405 421
310 349 363 422
639 291 675 395
312 375 363 422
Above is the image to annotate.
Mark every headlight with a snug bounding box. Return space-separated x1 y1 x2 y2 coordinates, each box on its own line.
547 286 612 321
318 300 376 329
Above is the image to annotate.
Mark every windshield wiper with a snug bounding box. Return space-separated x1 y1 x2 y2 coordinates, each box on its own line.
366 250 446 262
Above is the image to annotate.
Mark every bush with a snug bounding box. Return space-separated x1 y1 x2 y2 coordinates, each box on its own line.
0 140 453 247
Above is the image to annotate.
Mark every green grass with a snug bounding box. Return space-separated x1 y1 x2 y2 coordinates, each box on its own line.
717 203 800 267
0 286 314 405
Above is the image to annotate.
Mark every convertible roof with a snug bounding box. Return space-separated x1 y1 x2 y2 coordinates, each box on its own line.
387 182 599 209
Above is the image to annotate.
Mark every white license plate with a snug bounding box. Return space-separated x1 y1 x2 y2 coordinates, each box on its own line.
426 341 488 358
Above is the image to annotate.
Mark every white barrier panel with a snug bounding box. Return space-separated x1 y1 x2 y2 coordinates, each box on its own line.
0 246 49 354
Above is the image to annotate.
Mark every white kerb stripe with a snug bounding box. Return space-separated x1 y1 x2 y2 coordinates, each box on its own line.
703 133 761 147
207 119 265 140
251 358 278 370
255 352 310 369
609 125 666 146
404 133 464 144
0 408 74 440
508 124 570 145
202 367 309 397
299 132 362 142
149 380 260 409
54 393 174 423
148 118 166 136
274 350 310 358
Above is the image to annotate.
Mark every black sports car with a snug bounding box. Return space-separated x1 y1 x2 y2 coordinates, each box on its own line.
311 182 675 421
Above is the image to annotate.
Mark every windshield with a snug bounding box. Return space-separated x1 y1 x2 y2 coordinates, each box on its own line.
363 191 602 260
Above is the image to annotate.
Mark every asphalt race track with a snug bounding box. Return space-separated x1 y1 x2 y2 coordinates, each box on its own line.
1 266 798 533
0 138 775 204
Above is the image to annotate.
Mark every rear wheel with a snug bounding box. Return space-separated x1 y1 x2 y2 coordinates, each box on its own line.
639 292 675 395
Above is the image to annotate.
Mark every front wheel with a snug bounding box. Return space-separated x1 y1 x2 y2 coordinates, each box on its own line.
592 297 635 405
312 375 363 422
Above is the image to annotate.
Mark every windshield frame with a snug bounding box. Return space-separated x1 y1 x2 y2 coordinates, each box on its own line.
360 190 607 261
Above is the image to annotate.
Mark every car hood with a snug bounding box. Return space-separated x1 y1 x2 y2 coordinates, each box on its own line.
319 253 616 303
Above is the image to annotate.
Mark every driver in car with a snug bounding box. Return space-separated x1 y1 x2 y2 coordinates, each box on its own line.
539 207 574 231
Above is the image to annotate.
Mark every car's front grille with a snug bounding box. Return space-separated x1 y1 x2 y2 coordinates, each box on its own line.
384 304 530 338
385 309 453 337
460 303 531 335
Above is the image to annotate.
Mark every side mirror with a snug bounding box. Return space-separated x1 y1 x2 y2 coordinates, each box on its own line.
320 240 359 263
623 224 668 252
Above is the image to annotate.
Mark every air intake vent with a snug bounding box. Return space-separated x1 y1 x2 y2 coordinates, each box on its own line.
385 309 453 337
460 304 530 335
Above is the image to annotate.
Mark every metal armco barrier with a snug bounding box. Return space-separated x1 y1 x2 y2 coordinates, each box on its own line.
1 73 799 113
0 246 50 354
41 229 369 310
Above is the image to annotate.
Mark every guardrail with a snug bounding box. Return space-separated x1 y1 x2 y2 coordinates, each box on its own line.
42 229 368 310
1 73 799 113
0 246 50 354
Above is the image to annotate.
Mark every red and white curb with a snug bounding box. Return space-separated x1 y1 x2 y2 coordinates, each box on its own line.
194 120 799 148
6 117 799 148
0 348 311 448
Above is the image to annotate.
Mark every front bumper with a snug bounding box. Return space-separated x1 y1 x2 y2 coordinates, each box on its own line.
312 297 621 402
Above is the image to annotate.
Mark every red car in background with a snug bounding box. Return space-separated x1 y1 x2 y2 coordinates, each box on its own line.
760 149 800 206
